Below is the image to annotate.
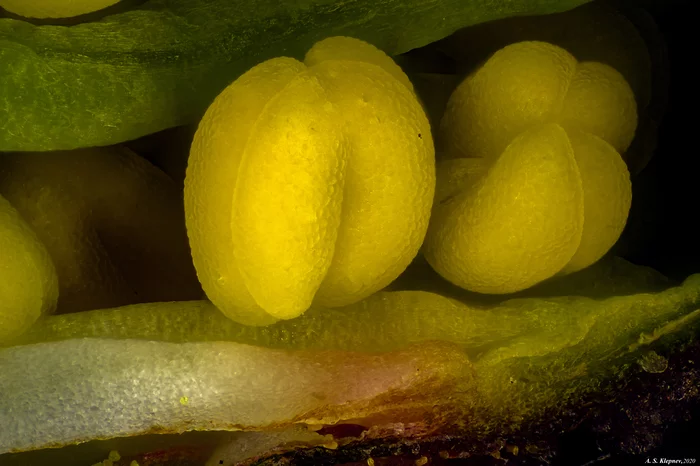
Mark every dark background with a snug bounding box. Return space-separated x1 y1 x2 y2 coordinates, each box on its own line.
614 0 698 283
569 0 699 464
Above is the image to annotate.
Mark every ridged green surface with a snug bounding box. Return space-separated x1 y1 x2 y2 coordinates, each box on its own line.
8 266 699 359
3 294 570 353
4 258 683 356
0 0 590 151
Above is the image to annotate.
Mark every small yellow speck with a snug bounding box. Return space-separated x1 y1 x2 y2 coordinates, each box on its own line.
108 451 121 461
506 444 519 456
438 451 450 459
367 458 375 466
415 456 428 466
180 396 189 406
131 461 140 466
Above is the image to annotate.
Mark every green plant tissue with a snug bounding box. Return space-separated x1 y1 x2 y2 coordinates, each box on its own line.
0 0 590 151
1 257 699 452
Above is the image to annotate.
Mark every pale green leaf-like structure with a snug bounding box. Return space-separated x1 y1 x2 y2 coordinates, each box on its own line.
1 258 699 454
0 0 590 151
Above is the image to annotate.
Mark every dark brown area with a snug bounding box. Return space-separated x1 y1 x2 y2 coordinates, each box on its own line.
242 339 700 466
